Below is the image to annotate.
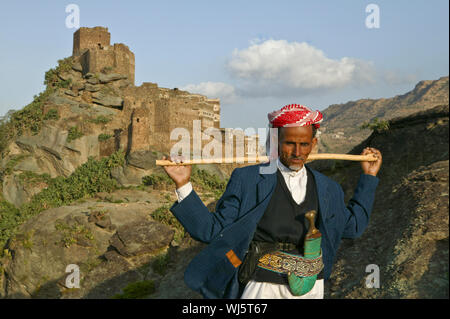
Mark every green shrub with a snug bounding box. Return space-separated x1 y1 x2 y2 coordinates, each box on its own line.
98 133 112 142
89 115 112 124
152 252 170 276
43 109 59 121
151 205 185 244
44 57 74 88
67 126 83 142
0 200 21 251
142 174 172 187
111 280 155 299
359 117 390 132
191 168 227 199
54 221 94 248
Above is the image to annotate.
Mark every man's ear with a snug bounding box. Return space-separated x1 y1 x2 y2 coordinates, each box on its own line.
311 137 318 154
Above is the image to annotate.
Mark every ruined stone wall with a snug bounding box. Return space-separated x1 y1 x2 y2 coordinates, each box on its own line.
73 27 110 56
121 83 224 155
112 44 135 85
78 44 135 85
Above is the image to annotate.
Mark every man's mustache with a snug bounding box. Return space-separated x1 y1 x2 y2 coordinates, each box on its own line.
289 156 306 161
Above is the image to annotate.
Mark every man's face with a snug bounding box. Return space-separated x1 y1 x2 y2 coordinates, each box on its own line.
278 126 317 171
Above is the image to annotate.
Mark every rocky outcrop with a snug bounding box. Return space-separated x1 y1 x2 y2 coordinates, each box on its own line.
0 190 179 299
310 104 449 299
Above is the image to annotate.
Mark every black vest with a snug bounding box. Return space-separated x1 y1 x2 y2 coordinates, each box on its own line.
251 165 323 284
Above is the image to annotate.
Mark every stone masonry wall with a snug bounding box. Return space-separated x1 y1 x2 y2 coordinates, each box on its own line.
73 26 110 56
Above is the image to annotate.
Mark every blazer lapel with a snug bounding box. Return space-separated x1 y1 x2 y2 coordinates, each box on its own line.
256 164 277 203
310 169 330 221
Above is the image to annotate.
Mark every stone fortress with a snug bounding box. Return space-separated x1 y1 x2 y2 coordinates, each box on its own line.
71 26 259 159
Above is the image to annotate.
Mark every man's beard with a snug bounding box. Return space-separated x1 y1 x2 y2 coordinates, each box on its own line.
288 156 306 171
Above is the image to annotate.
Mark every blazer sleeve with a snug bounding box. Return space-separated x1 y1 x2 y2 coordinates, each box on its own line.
170 168 243 243
340 174 379 239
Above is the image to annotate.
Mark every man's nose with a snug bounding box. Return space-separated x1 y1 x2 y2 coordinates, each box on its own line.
294 144 302 156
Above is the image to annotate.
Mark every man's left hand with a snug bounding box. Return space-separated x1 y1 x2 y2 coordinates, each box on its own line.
361 147 382 177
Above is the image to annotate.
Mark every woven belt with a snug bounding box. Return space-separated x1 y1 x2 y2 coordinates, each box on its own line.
257 250 324 277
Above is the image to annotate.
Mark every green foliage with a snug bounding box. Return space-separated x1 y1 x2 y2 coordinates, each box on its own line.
111 280 156 299
0 200 21 250
0 151 125 250
6 89 54 138
89 115 112 124
190 168 227 199
54 221 94 248
67 126 84 143
98 133 112 142
360 117 390 132
43 109 59 121
151 205 185 244
44 57 74 88
142 173 172 187
152 252 170 276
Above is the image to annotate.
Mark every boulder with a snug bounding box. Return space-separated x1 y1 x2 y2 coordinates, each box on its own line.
86 77 99 85
92 92 123 108
109 220 174 257
111 165 149 186
72 62 83 73
2 173 48 208
127 150 156 170
48 93 79 106
98 73 127 84
84 83 101 92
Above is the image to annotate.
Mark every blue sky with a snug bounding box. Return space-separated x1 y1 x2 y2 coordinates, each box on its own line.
0 1 448 130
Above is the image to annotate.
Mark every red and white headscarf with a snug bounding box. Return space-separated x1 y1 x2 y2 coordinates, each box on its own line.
268 104 323 128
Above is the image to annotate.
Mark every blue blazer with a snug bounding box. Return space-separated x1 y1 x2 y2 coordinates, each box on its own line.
170 162 379 299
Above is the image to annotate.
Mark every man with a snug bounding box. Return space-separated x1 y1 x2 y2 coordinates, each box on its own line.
162 104 382 299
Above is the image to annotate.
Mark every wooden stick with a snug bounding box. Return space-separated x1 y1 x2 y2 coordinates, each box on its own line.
155 153 378 166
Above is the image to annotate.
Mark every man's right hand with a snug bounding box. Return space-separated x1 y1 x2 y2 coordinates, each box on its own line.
161 155 192 189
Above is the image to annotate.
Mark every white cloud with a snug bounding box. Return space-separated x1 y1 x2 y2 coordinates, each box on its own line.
180 81 237 103
227 39 376 96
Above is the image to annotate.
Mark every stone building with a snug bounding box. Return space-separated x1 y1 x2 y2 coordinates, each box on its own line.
73 27 135 85
72 26 258 160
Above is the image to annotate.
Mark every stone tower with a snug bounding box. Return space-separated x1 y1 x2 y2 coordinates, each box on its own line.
73 26 111 56
72 26 135 85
